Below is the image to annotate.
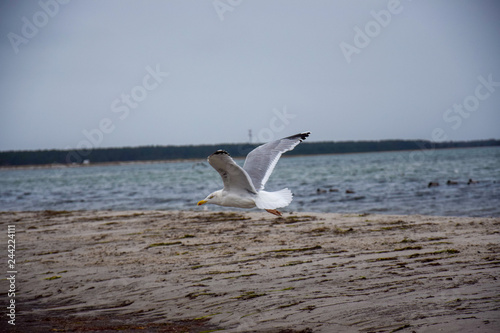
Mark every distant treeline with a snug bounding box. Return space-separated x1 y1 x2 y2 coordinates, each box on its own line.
1 139 499 167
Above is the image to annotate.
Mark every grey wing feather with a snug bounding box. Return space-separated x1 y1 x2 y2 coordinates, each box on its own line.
243 131 310 191
208 150 257 194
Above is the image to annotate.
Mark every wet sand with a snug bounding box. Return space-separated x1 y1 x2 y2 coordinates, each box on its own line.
0 210 498 332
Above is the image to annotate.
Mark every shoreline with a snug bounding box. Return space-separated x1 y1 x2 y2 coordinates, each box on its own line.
1 210 499 332
0 158 203 171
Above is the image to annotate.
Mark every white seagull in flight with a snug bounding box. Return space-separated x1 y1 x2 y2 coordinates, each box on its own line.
197 131 310 216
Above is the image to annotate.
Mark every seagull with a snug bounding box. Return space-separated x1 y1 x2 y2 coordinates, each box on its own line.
197 131 311 216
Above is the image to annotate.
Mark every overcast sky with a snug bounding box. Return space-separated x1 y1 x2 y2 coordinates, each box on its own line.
1 0 499 151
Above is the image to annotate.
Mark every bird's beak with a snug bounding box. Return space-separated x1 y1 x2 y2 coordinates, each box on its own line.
197 200 208 206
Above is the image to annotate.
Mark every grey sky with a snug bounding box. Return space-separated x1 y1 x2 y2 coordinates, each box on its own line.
1 0 499 151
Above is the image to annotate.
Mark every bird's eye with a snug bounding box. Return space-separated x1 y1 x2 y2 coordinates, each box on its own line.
209 195 214 199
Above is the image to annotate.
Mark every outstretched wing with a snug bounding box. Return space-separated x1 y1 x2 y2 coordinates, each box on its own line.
208 150 257 194
243 131 310 191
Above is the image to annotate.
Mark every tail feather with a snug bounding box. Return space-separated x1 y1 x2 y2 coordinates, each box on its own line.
255 188 293 209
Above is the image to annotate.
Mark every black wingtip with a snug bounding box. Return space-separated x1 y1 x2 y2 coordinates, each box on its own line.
287 131 311 142
212 150 230 156
300 131 311 141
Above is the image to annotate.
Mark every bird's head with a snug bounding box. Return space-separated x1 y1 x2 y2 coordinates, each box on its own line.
197 190 223 206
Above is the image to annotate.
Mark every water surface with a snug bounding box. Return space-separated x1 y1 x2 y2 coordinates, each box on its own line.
1 147 498 217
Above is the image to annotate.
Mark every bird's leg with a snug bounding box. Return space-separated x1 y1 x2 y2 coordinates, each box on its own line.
265 209 282 217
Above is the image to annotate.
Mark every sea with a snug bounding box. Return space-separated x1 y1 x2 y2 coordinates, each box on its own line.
1 147 499 217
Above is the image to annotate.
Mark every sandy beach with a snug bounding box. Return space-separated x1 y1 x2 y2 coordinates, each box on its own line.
0 210 498 332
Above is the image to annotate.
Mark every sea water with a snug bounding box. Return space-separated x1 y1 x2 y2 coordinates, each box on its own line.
0 147 499 217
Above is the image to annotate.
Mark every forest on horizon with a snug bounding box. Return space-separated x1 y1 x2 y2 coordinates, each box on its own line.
1 139 499 167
